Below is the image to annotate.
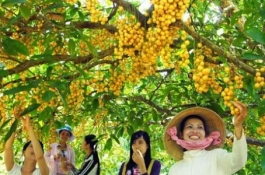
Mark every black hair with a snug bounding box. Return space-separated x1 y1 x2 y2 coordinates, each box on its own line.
127 130 152 172
84 134 100 175
178 115 210 137
59 130 72 136
22 140 44 152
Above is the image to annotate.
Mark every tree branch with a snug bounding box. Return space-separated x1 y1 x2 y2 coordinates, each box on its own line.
4 47 115 77
173 20 265 77
247 137 265 147
127 95 173 115
110 0 148 27
73 21 117 34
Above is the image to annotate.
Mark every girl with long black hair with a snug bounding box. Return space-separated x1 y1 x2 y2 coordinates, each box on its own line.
118 130 161 175
63 134 100 175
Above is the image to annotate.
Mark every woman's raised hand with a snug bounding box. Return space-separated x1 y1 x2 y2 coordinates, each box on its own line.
233 101 247 128
233 101 247 139
21 116 32 130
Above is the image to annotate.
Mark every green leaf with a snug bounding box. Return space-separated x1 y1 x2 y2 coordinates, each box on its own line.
31 54 53 60
42 90 56 102
245 28 265 45
49 80 67 107
0 69 8 77
110 134 120 144
39 106 53 121
78 11 85 21
81 35 98 58
127 125 134 136
242 52 264 60
3 85 32 95
104 138 112 150
151 109 158 122
208 103 225 116
68 39 76 56
19 4 31 20
260 9 265 19
41 124 50 136
258 100 265 116
4 119 18 142
3 79 41 95
261 146 265 171
2 0 26 7
46 66 53 79
92 99 99 109
44 2 65 11
72 65 88 79
116 126 124 138
20 103 41 116
0 119 12 133
2 38 29 56
69 8 78 17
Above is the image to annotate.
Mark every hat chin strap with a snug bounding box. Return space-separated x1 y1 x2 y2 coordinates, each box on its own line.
167 126 221 150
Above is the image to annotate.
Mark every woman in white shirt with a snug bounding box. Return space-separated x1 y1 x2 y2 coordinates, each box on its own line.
4 115 49 175
163 101 247 175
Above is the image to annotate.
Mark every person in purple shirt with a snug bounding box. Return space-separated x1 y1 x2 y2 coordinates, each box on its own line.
118 130 161 175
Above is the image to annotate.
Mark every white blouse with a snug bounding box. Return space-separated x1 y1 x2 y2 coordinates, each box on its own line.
169 133 247 175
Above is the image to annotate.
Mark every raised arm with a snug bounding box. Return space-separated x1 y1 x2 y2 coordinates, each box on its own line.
4 132 15 171
216 101 248 174
22 116 50 175
233 101 247 139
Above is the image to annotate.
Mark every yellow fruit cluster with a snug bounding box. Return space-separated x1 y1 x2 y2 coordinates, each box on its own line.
257 115 265 136
47 122 57 145
108 68 127 96
84 0 192 94
67 80 85 109
221 86 240 116
86 0 108 24
174 31 191 71
66 0 77 5
151 0 190 24
90 29 115 52
73 119 88 138
31 85 61 112
0 99 7 120
114 19 145 59
192 45 221 94
254 68 265 89
216 65 246 115
93 109 108 127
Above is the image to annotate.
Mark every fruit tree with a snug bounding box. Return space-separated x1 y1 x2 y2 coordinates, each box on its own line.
0 0 265 174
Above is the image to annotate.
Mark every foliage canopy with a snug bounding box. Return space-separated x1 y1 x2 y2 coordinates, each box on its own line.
0 0 265 174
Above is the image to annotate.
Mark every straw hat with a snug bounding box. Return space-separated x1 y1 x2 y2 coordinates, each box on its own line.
163 107 226 161
56 124 75 142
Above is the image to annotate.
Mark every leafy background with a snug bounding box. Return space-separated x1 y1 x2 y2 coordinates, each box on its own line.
0 0 265 174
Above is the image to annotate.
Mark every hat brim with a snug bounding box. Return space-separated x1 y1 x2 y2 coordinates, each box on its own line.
163 107 226 161
56 128 75 142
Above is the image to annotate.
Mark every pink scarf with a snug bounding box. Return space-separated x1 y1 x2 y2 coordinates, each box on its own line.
167 126 221 150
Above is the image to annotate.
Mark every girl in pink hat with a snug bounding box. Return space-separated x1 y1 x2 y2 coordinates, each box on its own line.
45 124 75 175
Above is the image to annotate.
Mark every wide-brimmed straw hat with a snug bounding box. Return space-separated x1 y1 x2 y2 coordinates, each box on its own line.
56 124 75 142
163 107 226 161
